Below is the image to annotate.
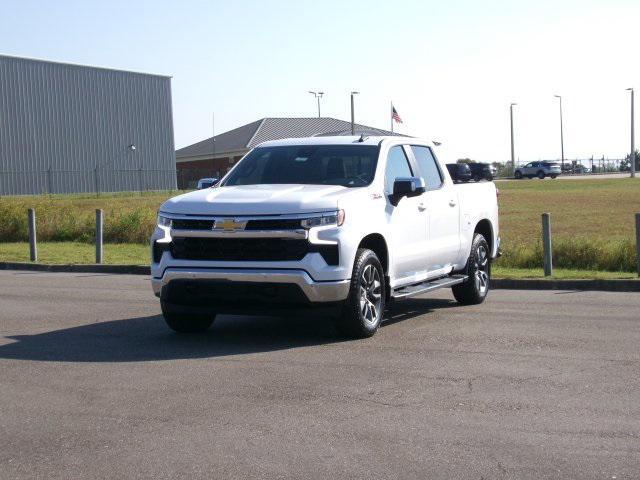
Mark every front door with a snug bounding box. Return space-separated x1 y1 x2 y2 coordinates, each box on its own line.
384 145 428 282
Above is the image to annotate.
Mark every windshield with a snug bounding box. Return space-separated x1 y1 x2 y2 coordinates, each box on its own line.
221 145 380 188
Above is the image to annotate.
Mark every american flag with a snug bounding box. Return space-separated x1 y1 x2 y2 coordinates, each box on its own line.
392 105 403 124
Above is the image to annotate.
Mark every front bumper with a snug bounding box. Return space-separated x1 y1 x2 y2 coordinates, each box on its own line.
153 267 350 304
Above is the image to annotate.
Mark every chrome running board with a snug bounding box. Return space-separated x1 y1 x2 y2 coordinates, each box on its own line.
391 274 468 299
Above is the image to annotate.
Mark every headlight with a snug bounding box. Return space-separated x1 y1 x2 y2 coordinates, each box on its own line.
301 210 345 229
157 215 172 228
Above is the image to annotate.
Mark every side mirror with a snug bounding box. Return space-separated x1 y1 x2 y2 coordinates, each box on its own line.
391 177 426 205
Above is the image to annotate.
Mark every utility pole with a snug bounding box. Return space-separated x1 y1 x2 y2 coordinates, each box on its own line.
554 95 565 170
627 88 635 178
308 91 324 118
350 91 359 135
510 103 517 169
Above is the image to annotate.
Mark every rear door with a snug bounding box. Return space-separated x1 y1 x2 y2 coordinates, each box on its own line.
409 145 461 271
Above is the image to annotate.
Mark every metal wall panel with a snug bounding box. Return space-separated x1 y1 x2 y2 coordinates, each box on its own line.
0 55 176 194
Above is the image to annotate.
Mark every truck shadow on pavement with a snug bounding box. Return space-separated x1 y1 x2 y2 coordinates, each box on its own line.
0 298 456 363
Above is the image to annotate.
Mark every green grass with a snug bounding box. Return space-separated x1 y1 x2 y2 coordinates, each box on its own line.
1 242 638 280
493 266 638 280
494 177 640 272
1 178 639 273
0 242 149 265
0 191 176 244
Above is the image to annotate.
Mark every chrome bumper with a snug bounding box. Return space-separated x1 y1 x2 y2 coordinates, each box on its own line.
152 268 350 303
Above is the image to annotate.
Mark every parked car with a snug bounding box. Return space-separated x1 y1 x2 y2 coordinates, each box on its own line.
468 162 496 181
562 163 590 174
196 177 219 189
152 136 500 338
446 163 472 183
514 161 561 179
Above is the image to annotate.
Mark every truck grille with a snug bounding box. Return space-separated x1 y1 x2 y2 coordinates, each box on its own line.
170 237 309 261
171 218 302 231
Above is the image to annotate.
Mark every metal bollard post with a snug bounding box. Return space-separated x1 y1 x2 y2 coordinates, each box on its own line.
542 213 553 276
636 213 640 278
95 209 103 264
28 208 37 262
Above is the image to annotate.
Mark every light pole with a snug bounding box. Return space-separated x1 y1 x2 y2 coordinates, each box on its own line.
510 103 517 169
554 95 565 169
350 91 359 135
627 88 635 178
308 91 324 118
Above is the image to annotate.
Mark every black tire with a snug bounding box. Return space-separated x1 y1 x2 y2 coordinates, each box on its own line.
514 170 522 179
473 174 481 182
335 248 386 339
537 170 545 179
161 301 216 333
452 233 491 305
550 175 557 179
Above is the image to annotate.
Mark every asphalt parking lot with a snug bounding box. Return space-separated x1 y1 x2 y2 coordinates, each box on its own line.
1 271 639 479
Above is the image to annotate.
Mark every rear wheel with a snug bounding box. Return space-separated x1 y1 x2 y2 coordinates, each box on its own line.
161 301 216 333
550 175 558 179
537 170 545 179
335 248 385 338
452 233 491 305
473 174 481 182
514 170 522 179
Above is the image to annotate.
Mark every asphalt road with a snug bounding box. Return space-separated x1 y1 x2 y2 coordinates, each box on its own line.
1 271 639 479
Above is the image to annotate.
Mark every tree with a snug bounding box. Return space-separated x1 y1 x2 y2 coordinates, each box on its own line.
619 150 640 172
456 158 475 164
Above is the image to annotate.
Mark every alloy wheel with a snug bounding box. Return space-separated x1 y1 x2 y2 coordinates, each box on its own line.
359 264 382 325
474 244 489 295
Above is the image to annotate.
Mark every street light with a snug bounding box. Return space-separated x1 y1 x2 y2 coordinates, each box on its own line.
627 88 635 178
308 91 324 118
350 91 359 135
554 95 565 169
510 103 517 169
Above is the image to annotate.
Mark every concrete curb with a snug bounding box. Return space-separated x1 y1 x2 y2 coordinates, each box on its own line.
492 278 640 292
1 262 639 291
0 262 150 275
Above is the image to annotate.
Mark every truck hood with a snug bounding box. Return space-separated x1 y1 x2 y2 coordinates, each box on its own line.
160 184 349 216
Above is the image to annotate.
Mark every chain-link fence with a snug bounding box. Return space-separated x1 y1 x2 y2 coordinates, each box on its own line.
492 158 627 179
1 159 633 196
0 168 230 196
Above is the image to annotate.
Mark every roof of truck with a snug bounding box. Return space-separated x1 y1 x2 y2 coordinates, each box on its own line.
256 135 412 148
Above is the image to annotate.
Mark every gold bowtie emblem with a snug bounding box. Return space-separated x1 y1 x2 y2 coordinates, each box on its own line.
215 219 243 231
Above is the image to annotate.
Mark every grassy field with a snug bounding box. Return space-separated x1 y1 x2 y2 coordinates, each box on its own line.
0 178 639 272
1 242 637 280
0 242 149 265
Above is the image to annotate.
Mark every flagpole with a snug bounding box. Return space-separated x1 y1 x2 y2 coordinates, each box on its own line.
391 101 394 133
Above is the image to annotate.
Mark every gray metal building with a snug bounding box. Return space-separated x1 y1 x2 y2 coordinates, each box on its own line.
0 55 176 195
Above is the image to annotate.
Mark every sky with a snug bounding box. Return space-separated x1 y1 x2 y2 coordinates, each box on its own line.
0 0 638 163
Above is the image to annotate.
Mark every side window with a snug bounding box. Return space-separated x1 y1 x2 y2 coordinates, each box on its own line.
384 146 413 192
410 146 443 190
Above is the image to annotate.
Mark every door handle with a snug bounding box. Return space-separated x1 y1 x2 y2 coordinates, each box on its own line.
449 200 457 207
418 203 426 211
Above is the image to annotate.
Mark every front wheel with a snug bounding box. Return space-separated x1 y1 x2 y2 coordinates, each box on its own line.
335 248 386 338
161 301 216 333
452 233 491 305
537 170 546 179
550 175 558 179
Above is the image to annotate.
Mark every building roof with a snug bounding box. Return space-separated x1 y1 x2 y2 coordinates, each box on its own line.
176 117 403 159
0 53 171 78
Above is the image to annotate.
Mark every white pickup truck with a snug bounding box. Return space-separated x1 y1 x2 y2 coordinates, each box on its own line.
151 136 500 338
